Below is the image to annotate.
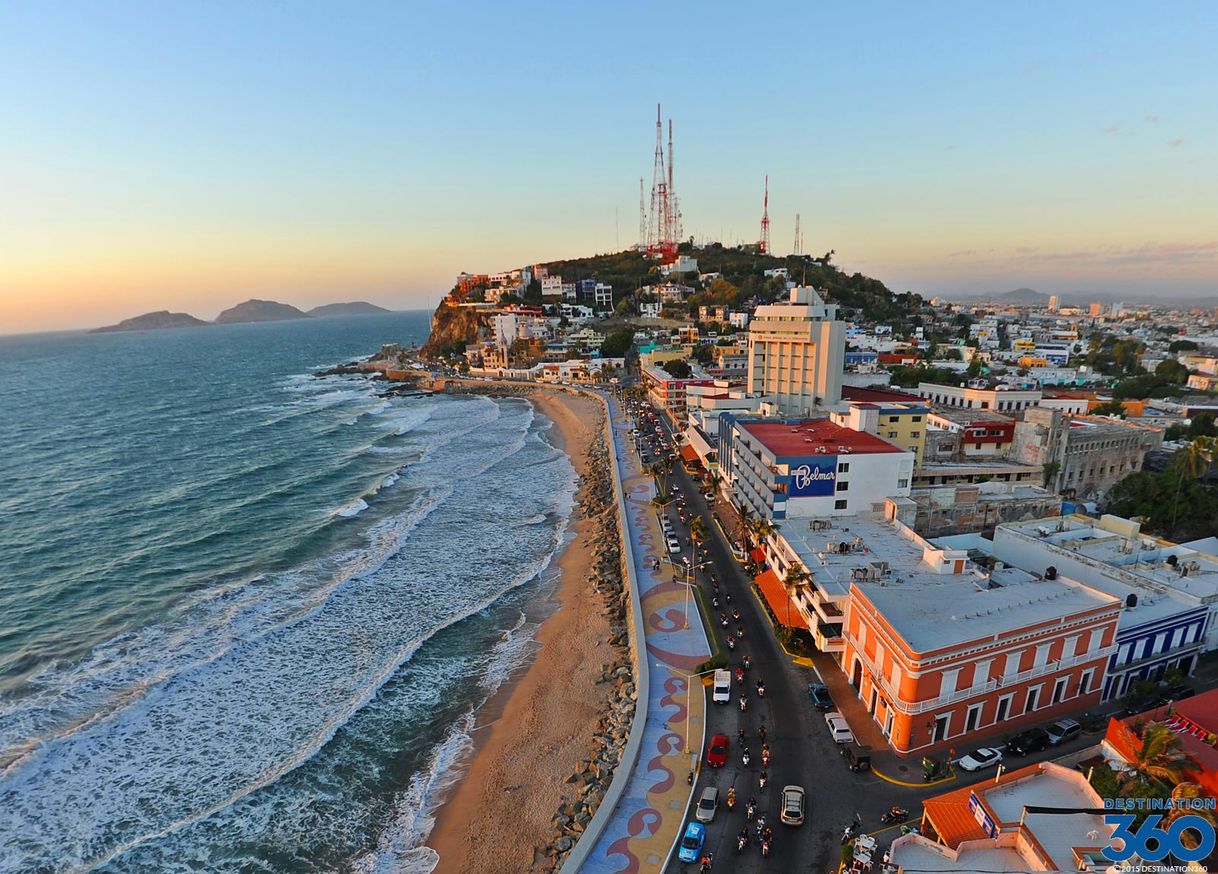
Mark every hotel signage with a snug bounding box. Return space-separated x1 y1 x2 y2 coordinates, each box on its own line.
788 456 838 497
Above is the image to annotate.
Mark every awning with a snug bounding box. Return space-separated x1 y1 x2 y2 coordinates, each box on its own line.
680 444 701 465
922 798 988 848
750 547 767 566
754 569 802 629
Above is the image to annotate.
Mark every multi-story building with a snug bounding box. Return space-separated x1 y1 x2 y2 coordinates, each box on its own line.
643 365 713 421
829 399 929 465
890 483 1060 538
539 275 564 301
925 409 1015 458
744 286 845 415
839 518 1120 753
916 382 1042 416
990 514 1218 682
912 460 1042 488
1011 408 1162 495
594 282 613 310
719 418 913 522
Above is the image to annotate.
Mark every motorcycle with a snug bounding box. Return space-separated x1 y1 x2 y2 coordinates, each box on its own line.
720 615 729 629
881 806 909 825
746 801 756 821
699 854 713 873
739 695 748 712
742 656 751 670
841 823 860 845
755 815 767 835
756 681 766 698
686 769 694 785
742 749 751 767
735 667 745 683
726 788 736 809
758 770 767 789
727 638 736 651
762 752 770 768
760 838 771 857
758 724 766 742
732 608 741 621
736 624 745 639
736 831 748 853
712 597 720 609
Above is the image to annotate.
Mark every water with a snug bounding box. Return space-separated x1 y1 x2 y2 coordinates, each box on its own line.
0 313 578 872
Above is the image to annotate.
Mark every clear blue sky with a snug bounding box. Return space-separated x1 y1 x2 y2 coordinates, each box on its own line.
1 0 1215 331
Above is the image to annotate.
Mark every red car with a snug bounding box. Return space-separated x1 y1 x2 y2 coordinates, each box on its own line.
706 733 730 768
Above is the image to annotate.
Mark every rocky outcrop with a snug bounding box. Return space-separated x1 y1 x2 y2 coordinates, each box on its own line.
91 311 209 333
419 301 492 359
306 301 390 317
214 299 310 324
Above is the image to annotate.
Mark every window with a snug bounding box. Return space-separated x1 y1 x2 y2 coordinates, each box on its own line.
910 431 920 438
911 415 923 422
889 416 901 423
888 431 898 438
835 499 848 510
838 462 850 473
898 478 909 489
1052 677 1068 705
836 481 849 492
965 702 983 733
995 694 1013 723
1025 685 1042 713
1079 669 1095 696
933 713 951 743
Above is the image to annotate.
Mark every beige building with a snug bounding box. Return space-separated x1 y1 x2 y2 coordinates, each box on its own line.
745 286 845 415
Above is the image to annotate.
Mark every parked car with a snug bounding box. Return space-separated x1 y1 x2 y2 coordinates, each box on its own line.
824 712 854 744
706 733 729 768
1162 685 1196 703
957 747 1003 772
712 669 731 704
695 786 719 823
1046 717 1082 746
677 821 706 863
780 785 806 825
808 683 834 711
667 536 681 555
841 745 871 772
1007 727 1050 756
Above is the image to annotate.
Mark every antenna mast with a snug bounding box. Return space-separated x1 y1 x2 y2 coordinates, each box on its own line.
758 174 770 255
638 177 646 250
793 212 802 256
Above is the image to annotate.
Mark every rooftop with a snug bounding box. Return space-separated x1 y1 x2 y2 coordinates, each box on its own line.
840 385 923 403
928 406 1014 425
737 419 906 457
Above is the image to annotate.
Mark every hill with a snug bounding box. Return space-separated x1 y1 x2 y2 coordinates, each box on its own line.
214 299 310 324
307 301 391 317
91 311 210 333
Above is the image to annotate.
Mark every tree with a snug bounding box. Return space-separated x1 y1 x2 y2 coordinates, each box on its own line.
965 358 983 379
1091 400 1127 418
1191 412 1217 438
1164 782 1218 857
1172 436 1215 532
781 566 812 628
734 499 753 555
660 358 692 379
1118 722 1199 793
1155 359 1190 385
1169 339 1199 353
1041 460 1062 490
600 330 634 358
691 344 713 366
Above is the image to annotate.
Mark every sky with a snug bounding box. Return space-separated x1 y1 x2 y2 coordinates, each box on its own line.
1 1 1216 333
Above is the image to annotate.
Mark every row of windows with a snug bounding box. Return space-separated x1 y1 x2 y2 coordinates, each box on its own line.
931 668 1095 740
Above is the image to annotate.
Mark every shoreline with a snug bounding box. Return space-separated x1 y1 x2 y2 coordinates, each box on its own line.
423 385 633 873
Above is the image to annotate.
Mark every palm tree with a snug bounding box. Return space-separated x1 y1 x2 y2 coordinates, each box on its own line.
734 499 753 554
1164 782 1218 857
751 517 777 551
781 566 813 628
1171 436 1215 534
1118 722 1199 793
1041 460 1061 491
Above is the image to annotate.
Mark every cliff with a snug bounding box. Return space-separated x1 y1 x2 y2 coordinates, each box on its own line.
420 301 492 359
307 301 390 317
91 311 210 333
215 299 310 324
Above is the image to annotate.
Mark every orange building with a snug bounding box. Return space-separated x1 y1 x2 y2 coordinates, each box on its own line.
1103 690 1218 798
839 518 1121 753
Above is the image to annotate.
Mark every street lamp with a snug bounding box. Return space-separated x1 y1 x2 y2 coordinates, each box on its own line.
656 662 721 755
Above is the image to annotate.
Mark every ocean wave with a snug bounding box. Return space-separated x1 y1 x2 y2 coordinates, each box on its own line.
335 498 369 518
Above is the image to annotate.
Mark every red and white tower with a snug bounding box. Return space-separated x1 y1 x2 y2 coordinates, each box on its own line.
646 104 679 261
758 175 770 255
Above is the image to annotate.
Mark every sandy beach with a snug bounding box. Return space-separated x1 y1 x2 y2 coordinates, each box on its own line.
425 388 627 873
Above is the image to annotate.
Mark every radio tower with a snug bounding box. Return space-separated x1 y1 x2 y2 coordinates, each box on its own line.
668 119 682 245
793 213 802 256
758 175 771 255
645 104 678 261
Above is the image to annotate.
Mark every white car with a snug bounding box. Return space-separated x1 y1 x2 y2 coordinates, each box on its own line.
824 712 854 744
780 785 806 826
695 786 719 823
667 536 681 555
957 747 1004 772
712 669 731 704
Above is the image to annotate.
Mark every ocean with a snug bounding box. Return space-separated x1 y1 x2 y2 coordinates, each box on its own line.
0 312 578 873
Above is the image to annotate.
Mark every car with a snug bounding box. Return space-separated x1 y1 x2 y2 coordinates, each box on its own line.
808 683 834 711
1007 727 1050 756
1163 684 1196 702
712 669 731 704
695 786 719 823
677 821 706 863
1046 717 1082 746
957 747 1004 772
780 785 806 825
841 745 871 772
824 711 854 744
667 537 681 555
706 733 730 767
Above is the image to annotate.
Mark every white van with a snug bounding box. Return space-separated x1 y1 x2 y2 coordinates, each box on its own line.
712 669 731 704
666 536 681 555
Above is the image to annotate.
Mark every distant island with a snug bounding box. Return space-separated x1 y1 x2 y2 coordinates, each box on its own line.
214 299 310 324
92 299 392 333
91 311 210 333
307 301 390 317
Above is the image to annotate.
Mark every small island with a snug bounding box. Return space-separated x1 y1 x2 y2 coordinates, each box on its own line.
214 299 310 324
307 301 390 317
91 311 210 333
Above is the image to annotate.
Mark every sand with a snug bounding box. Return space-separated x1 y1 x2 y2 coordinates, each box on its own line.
424 389 620 873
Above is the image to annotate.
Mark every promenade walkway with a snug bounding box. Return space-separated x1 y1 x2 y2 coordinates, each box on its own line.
578 397 712 873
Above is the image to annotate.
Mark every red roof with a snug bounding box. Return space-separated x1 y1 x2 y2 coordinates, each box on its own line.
841 385 922 403
739 419 905 457
754 570 803 628
679 444 701 465
750 547 767 565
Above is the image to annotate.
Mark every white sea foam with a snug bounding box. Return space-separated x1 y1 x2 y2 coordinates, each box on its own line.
0 393 579 873
336 498 369 518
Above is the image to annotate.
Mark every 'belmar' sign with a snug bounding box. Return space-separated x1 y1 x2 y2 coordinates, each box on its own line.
788 456 838 498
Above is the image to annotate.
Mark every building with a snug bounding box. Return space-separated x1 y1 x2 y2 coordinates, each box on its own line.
925 408 1016 458
991 514 1218 680
683 382 771 473
892 482 1061 538
540 275 564 301
913 461 1042 488
729 311 750 330
1103 689 1218 798
916 382 1043 416
1047 294 1060 312
720 418 913 522
642 364 713 420
744 286 845 414
1011 408 1162 496
829 399 929 465
837 516 1120 753
1088 301 1104 317
638 300 662 319
893 761 1115 872
594 282 613 310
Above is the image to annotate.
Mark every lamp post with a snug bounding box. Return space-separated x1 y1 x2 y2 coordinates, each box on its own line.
657 662 722 755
